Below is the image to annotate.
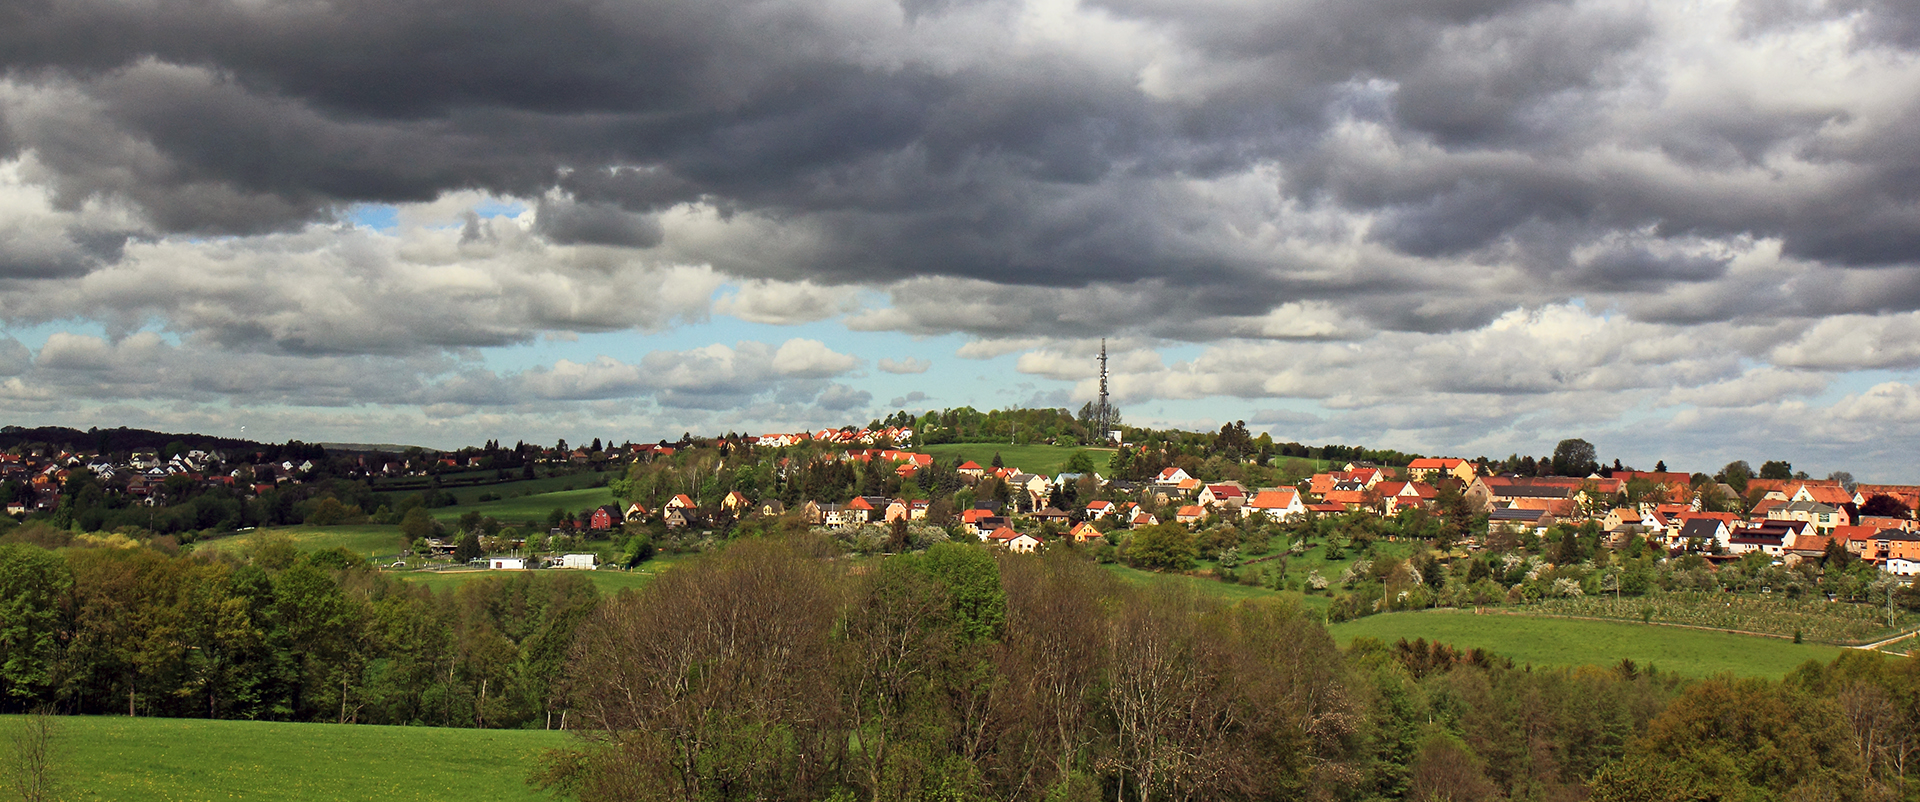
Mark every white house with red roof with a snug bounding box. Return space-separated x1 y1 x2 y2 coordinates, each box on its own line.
1244 488 1305 522
1085 499 1115 519
987 525 1041 553
1154 466 1192 485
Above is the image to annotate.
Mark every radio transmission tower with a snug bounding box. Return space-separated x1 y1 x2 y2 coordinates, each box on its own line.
1095 339 1115 443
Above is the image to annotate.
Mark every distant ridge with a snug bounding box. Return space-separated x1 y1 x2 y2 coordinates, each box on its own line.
0 425 262 453
318 442 437 453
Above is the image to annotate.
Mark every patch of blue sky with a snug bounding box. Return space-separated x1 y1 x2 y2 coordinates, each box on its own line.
345 203 399 232
1810 368 1916 405
0 319 177 350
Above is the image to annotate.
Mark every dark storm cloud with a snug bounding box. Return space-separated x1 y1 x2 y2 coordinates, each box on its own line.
0 0 1919 348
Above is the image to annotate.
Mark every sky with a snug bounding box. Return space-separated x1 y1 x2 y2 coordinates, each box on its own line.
3 0 1920 479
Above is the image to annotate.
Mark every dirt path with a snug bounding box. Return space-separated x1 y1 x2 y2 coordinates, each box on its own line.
1851 629 1919 653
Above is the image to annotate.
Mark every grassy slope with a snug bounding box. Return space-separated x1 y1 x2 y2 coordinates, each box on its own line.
920 444 1113 477
22 715 564 802
427 486 617 525
196 525 405 560
1328 609 1843 678
1102 563 1309 606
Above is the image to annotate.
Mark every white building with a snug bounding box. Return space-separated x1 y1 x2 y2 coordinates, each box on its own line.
559 553 598 570
488 557 526 570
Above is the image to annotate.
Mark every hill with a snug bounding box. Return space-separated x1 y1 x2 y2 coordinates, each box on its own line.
0 425 262 455
919 443 1113 477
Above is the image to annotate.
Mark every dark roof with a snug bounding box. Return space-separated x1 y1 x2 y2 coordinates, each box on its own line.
1678 519 1725 539
1493 486 1574 499
1489 508 1545 522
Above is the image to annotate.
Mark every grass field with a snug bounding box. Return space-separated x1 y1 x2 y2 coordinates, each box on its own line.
439 472 617 504
397 566 662 594
1328 609 1843 678
196 525 405 560
920 443 1113 477
428 486 618 525
11 715 565 802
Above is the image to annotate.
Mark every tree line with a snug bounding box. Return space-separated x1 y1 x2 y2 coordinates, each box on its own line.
537 536 1920 802
0 539 593 728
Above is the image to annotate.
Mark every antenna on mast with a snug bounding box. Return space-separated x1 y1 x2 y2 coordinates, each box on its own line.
1096 339 1113 444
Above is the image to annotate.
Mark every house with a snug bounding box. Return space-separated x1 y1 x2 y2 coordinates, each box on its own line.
1884 541 1920 577
1029 507 1073 525
1244 488 1305 522
1129 510 1159 527
588 505 623 530
1373 481 1438 513
1085 500 1116 519
754 499 786 517
1829 524 1888 555
488 557 526 570
1068 521 1105 545
1197 484 1246 509
1488 508 1554 535
1175 505 1207 524
665 494 696 511
1674 517 1732 551
1154 467 1192 485
1784 535 1830 564
1727 520 1810 558
1603 507 1663 533
1007 473 1051 506
721 491 752 514
558 553 598 570
956 461 985 478
987 526 1042 553
1406 458 1476 485
961 507 997 531
1768 500 1849 534
848 495 890 523
818 502 849 528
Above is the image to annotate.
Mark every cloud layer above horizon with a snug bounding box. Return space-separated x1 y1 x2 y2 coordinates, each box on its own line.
4 0 1920 478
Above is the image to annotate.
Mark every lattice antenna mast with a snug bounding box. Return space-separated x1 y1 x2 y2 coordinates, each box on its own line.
1096 339 1112 443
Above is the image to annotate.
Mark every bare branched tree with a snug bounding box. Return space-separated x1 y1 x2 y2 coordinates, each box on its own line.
6 707 61 802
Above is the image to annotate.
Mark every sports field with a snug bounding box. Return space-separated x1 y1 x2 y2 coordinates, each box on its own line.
6 715 565 801
1328 609 1842 678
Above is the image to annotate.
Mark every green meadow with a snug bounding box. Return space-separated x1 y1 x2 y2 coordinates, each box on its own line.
12 715 565 802
397 565 666 594
919 443 1112 477
195 525 405 560
427 486 618 525
1328 609 1843 678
